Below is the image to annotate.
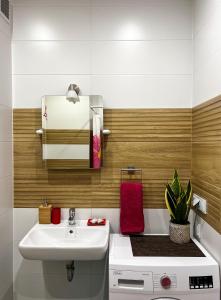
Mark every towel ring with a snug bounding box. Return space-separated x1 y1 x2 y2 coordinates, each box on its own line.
121 166 142 182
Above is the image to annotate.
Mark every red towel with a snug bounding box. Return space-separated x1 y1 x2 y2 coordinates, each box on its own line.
120 182 144 235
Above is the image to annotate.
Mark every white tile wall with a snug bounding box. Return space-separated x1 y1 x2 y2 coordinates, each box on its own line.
13 74 192 108
12 75 91 108
193 0 221 105
12 0 91 6
91 75 192 108
92 3 192 40
12 0 193 108
0 11 13 300
0 32 12 107
0 14 11 38
91 41 192 75
0 177 13 217
91 0 191 7
0 106 12 141
0 143 12 179
13 41 91 75
13 6 91 41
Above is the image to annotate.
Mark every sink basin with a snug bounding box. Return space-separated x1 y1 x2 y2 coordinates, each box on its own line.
19 220 110 261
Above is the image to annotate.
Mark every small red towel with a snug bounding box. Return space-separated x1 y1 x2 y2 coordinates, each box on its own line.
120 182 144 235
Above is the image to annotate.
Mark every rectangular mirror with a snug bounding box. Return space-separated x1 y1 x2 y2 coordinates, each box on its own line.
42 95 103 169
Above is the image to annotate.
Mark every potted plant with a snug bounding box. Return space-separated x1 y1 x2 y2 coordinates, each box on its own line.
165 170 192 244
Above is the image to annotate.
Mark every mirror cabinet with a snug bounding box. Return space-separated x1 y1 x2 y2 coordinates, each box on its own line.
41 95 103 169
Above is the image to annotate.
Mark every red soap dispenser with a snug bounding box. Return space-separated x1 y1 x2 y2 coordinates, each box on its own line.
51 207 61 224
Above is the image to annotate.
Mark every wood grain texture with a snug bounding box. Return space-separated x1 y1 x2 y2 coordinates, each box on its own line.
42 129 90 145
38 205 52 224
13 108 191 209
192 95 221 233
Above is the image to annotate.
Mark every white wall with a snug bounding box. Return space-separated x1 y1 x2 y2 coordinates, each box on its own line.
12 0 193 108
0 9 13 300
193 0 221 106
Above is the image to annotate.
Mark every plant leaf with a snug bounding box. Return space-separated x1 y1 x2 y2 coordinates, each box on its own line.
174 200 187 224
171 170 181 198
165 189 176 219
166 184 177 207
184 180 192 220
185 180 192 205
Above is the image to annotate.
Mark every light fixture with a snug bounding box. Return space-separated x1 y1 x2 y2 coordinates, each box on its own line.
66 84 80 103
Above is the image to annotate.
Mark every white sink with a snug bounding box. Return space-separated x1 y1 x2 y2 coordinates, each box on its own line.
19 220 110 261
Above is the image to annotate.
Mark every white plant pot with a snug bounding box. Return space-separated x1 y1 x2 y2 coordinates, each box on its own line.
169 221 190 244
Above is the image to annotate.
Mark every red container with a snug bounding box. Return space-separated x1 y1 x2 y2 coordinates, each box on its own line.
51 207 61 224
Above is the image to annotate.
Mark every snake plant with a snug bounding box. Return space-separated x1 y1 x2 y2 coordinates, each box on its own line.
165 170 192 225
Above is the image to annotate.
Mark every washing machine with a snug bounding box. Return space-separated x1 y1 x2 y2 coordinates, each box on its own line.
109 234 220 300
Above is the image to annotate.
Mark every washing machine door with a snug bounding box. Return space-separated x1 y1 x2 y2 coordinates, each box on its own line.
152 298 181 300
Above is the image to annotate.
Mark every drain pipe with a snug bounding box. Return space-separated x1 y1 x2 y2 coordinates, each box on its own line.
66 261 75 282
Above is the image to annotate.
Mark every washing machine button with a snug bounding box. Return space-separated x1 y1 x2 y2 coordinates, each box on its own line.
160 275 171 289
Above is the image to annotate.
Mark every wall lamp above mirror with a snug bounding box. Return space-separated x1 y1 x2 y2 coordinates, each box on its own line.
66 83 80 104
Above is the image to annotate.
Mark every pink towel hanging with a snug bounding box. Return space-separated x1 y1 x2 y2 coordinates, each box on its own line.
93 114 101 169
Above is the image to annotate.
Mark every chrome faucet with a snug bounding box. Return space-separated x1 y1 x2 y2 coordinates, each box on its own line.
68 208 76 226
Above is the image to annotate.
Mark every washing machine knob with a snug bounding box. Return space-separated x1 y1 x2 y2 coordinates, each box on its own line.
160 275 171 289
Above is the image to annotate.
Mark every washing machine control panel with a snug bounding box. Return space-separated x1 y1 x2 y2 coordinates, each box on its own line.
189 276 213 289
153 274 177 290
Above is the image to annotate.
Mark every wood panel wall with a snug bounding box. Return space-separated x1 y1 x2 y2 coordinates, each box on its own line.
14 108 191 209
192 96 221 233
